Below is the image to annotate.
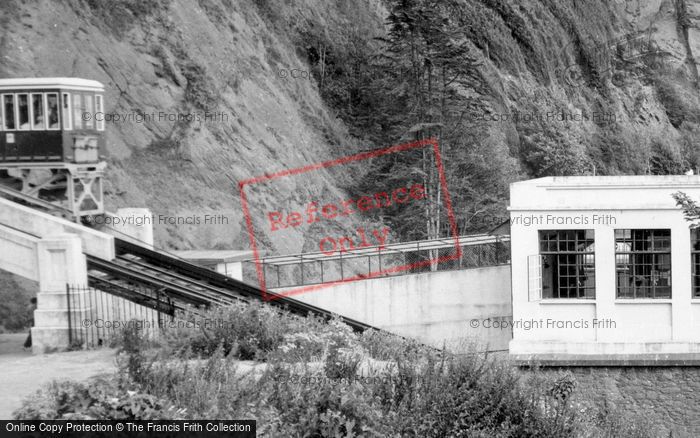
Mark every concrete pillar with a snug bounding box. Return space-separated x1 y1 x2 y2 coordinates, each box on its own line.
595 227 615 342
672 220 693 341
31 233 89 353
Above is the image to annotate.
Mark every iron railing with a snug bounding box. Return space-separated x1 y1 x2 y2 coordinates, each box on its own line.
66 284 173 348
242 234 510 289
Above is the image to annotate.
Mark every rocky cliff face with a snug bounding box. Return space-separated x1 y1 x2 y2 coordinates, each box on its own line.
0 0 384 253
0 0 698 253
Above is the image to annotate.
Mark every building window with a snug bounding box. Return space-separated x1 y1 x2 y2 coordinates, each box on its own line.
693 229 700 298
539 230 595 299
615 229 671 299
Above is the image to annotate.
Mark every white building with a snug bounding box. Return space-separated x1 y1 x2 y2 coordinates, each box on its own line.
172 250 254 281
509 176 700 363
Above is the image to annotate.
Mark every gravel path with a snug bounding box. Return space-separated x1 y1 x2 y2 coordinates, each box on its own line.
0 334 117 419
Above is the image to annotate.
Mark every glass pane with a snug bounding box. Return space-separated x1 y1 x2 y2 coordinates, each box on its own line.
73 94 82 129
32 94 44 129
18 94 29 130
84 94 93 129
95 94 104 131
3 95 14 129
47 94 59 129
62 93 71 130
616 229 672 298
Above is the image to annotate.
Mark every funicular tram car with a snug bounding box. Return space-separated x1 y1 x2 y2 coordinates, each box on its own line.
0 78 106 218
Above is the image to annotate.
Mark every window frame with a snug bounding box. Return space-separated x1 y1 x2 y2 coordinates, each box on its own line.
693 229 700 298
95 94 104 131
615 229 672 299
30 92 45 130
72 92 82 130
62 92 72 131
2 94 16 131
45 92 60 131
16 93 30 131
83 93 94 130
538 229 596 299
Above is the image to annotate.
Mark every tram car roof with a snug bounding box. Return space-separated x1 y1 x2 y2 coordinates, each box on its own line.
0 77 104 92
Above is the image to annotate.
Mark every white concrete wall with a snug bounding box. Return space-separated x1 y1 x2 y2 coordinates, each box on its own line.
217 261 243 280
509 176 700 359
100 208 154 249
0 197 114 260
0 224 39 281
280 266 512 352
32 234 90 353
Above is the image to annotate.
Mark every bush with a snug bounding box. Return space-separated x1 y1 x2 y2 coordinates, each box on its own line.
0 287 34 333
151 303 305 361
13 376 178 420
97 301 660 436
181 63 219 112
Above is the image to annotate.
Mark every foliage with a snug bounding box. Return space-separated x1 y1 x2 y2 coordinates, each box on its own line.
289 0 700 242
575 398 664 438
181 63 219 112
17 298 659 436
0 273 34 332
673 191 700 228
655 72 700 129
12 377 178 420
649 138 686 175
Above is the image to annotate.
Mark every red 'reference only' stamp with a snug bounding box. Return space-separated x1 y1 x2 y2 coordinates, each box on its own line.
238 138 461 301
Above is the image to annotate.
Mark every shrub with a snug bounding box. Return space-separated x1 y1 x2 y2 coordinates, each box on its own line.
0 286 34 332
101 301 659 436
181 63 219 112
154 303 298 361
13 376 178 420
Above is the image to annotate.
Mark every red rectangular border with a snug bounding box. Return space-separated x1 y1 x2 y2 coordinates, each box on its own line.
239 138 462 301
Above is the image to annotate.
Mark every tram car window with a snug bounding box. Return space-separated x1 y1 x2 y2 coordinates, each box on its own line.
72 92 82 130
31 93 44 130
84 94 94 130
47 93 59 130
18 94 29 130
2 95 15 130
62 92 72 130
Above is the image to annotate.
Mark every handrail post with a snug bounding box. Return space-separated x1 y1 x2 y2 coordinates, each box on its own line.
66 283 72 347
299 255 304 286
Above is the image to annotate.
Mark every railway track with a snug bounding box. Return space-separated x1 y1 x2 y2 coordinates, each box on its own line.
103 238 374 332
0 189 375 331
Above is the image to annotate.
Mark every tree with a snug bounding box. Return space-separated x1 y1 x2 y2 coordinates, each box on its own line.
673 192 700 228
369 0 485 242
